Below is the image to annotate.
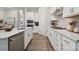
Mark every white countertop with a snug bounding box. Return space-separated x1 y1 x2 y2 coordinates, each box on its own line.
51 29 79 42
0 27 32 39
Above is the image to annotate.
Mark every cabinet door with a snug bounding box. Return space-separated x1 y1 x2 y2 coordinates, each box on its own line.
48 28 52 42
62 35 75 51
50 30 55 49
54 31 62 51
24 30 29 49
28 29 33 42
72 7 79 13
63 7 71 17
24 29 33 49
50 7 57 14
47 29 50 40
0 39 8 51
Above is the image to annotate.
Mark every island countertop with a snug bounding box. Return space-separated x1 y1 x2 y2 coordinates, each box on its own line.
0 28 32 39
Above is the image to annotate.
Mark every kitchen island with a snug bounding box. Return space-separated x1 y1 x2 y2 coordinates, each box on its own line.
0 28 33 51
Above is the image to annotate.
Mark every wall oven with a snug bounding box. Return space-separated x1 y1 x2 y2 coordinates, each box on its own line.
27 20 33 27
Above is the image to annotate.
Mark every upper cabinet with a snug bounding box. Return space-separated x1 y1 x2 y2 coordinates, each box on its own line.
63 7 79 18
50 7 57 14
50 7 63 21
63 7 71 18
72 7 79 13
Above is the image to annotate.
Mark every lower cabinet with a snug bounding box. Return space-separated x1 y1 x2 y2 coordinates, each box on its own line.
62 35 76 51
54 31 62 51
50 29 55 49
48 29 76 51
24 28 33 49
0 39 8 51
48 29 62 51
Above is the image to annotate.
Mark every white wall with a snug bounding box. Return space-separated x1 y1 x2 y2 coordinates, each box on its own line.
0 8 5 19
38 7 50 36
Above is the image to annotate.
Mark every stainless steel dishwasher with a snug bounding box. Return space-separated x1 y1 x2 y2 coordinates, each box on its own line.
8 32 24 51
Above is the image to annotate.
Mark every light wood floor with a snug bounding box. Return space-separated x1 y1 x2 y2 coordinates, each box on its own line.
25 33 54 51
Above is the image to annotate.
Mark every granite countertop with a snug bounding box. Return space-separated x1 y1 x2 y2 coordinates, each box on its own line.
51 28 79 42
0 27 32 39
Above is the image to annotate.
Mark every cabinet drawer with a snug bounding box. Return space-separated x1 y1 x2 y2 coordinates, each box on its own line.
55 42 61 51
54 31 61 42
62 36 75 48
62 44 75 51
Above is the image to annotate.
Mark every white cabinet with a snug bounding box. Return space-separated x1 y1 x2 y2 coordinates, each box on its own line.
34 26 39 33
63 7 79 18
50 29 55 49
25 12 34 20
54 31 62 51
33 13 39 33
24 30 28 49
48 29 62 51
48 29 76 51
48 29 79 51
71 7 79 14
47 28 50 40
62 35 75 51
50 7 57 14
0 39 8 51
24 28 33 49
63 7 72 18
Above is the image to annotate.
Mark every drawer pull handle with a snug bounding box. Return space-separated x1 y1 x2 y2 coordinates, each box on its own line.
56 39 58 41
64 40 70 44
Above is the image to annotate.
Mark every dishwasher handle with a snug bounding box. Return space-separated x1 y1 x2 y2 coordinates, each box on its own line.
9 38 16 41
9 35 21 42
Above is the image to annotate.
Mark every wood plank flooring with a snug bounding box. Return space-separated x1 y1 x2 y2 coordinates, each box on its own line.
25 33 54 51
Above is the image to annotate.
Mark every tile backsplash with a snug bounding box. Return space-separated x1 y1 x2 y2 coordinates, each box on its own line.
52 15 69 28
58 18 68 28
51 15 79 29
70 17 79 28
